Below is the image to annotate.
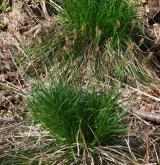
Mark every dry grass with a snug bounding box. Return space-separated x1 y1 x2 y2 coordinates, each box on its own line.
1 0 60 46
0 118 142 164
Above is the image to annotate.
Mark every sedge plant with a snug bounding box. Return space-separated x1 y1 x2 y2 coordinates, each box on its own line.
60 0 136 48
28 81 127 146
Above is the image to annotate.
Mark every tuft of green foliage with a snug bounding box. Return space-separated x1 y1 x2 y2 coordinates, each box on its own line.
61 0 136 47
0 0 11 13
28 81 127 146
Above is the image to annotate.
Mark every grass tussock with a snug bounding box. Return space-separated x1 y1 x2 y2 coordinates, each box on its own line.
28 81 127 146
15 0 158 87
61 0 136 48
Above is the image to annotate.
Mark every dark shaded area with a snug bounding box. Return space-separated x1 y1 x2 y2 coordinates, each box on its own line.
148 11 160 26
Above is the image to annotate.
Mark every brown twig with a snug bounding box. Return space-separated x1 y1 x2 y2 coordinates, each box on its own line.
145 126 150 164
133 109 160 125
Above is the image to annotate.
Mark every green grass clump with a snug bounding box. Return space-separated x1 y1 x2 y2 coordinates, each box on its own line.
28 81 127 146
61 0 136 47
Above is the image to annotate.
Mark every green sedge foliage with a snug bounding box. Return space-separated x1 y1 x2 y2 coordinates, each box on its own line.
0 0 10 13
61 0 136 46
28 82 127 146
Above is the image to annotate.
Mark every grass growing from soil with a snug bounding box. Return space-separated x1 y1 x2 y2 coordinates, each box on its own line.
2 0 159 164
16 0 158 87
61 0 136 48
28 81 127 146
